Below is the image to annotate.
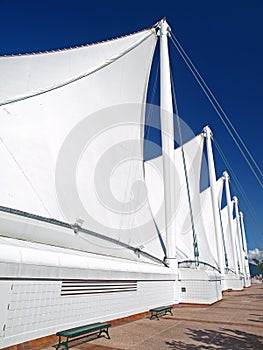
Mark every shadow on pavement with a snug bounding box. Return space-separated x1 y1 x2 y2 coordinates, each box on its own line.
165 327 263 349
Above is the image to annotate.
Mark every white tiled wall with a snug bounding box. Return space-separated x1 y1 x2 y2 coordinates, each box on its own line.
223 275 243 291
179 279 222 304
0 279 175 348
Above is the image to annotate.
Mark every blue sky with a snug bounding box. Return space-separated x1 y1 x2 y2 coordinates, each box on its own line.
0 0 262 251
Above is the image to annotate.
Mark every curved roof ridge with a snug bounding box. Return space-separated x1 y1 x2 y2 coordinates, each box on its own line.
1 26 156 58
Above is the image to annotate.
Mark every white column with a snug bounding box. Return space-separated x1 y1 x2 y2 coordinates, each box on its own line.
223 171 239 275
233 196 245 275
158 19 177 271
239 212 248 255
240 211 251 283
203 126 225 275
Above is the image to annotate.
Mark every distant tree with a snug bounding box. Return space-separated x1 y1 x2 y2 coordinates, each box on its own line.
252 258 263 273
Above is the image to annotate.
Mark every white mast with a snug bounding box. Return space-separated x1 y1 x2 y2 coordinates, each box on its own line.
158 19 177 271
233 196 245 276
239 211 251 285
223 171 239 275
239 212 248 255
203 126 225 275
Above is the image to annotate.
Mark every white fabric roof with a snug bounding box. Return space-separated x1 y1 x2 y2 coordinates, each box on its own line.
145 134 218 266
0 30 155 105
220 203 236 271
199 177 224 268
145 134 227 270
0 29 167 261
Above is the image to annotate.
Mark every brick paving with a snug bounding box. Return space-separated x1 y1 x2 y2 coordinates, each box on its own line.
7 283 263 350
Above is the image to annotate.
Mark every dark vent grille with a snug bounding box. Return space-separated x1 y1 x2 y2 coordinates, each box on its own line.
61 280 137 296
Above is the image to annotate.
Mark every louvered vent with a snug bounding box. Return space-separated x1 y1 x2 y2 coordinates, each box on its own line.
61 280 137 296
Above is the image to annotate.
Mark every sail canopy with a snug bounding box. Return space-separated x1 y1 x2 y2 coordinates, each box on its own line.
145 132 229 270
199 178 225 269
220 203 236 272
0 28 168 261
0 30 155 105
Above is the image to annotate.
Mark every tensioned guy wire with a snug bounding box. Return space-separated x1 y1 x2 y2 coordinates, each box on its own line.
170 32 263 189
171 32 262 176
170 31 263 180
213 137 262 232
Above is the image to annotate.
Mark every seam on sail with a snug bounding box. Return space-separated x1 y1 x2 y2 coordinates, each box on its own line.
0 137 52 217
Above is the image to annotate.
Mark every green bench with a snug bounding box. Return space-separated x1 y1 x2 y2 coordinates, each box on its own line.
54 322 111 349
149 306 173 320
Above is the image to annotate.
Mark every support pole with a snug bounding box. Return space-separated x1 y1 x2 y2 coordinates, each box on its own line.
223 171 239 275
239 212 248 255
158 19 177 272
203 126 225 275
233 196 245 276
239 211 251 285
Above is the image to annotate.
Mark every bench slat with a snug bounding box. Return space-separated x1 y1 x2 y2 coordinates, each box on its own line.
150 306 171 312
57 322 112 338
57 322 102 337
55 322 111 349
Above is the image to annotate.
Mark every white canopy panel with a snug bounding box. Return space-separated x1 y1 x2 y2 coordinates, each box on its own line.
0 30 155 105
199 178 225 269
232 215 244 273
220 203 236 272
232 217 241 270
145 133 218 267
0 29 166 261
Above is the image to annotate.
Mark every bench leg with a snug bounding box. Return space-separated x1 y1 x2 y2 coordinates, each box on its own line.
150 312 158 320
54 338 68 350
150 312 159 320
166 308 173 316
104 327 111 339
151 309 174 320
98 328 111 339
58 335 62 348
54 336 65 349
164 309 173 317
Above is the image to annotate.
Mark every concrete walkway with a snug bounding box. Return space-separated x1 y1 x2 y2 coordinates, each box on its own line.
45 283 263 350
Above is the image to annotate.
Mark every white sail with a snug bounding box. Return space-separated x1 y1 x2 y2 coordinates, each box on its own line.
173 134 205 262
220 203 236 272
0 28 166 260
145 132 218 267
0 31 155 105
223 171 239 275
200 177 225 269
232 216 242 273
